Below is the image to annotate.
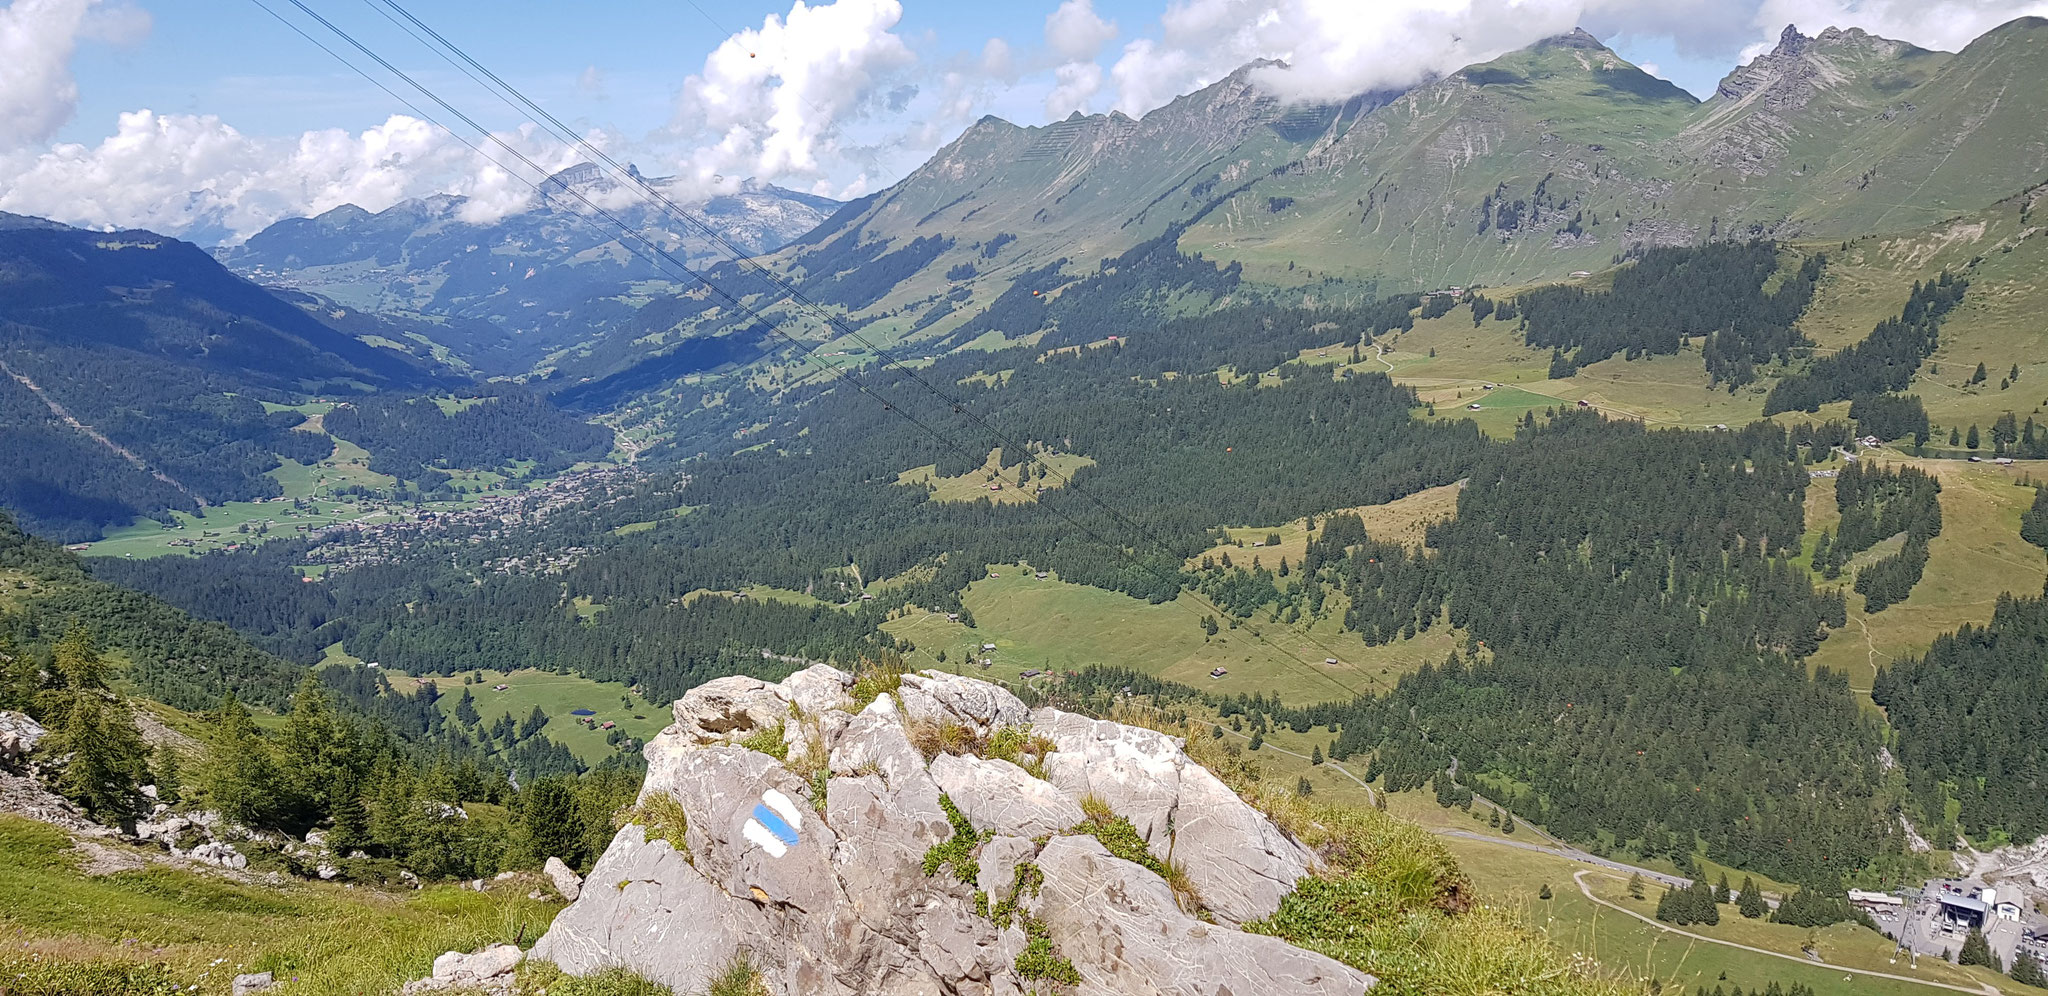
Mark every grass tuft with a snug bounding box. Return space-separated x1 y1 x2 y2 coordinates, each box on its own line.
736 722 789 761
623 793 691 859
849 656 908 710
701 956 769 996
516 960 674 995
920 794 984 885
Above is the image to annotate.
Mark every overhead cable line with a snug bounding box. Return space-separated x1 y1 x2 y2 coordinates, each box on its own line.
259 0 1401 703
359 0 1405 702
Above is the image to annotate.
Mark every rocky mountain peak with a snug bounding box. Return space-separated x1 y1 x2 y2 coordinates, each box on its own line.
530 666 1374 995
1536 26 1608 51
1713 22 1919 103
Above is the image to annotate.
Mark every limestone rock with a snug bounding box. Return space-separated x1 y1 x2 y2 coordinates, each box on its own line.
186 841 247 870
781 664 856 716
897 671 1029 736
930 753 1082 838
1034 835 1374 996
530 669 1360 995
403 943 523 994
0 711 44 767
231 971 276 996
544 856 583 902
668 675 789 745
1036 707 1313 924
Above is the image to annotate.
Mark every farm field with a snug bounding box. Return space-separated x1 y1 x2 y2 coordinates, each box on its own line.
382 667 669 766
881 567 1450 704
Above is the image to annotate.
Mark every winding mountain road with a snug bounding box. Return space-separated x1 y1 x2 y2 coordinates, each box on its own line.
1570 869 2001 996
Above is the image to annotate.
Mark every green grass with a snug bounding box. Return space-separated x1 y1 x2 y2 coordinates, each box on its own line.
0 816 556 996
881 566 1446 704
895 447 1096 505
384 667 667 765
1187 481 1461 569
1805 456 2048 694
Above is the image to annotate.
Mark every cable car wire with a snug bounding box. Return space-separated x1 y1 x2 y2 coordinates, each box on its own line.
254 0 1402 704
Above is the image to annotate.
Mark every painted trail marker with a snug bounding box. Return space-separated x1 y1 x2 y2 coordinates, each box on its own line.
742 788 803 858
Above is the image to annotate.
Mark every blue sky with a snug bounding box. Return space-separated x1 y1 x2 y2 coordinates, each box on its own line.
7 0 2046 241
57 0 1732 143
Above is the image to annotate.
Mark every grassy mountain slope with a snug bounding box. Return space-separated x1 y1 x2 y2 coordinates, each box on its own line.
0 222 454 540
1188 19 2048 288
1182 30 1700 288
0 510 303 711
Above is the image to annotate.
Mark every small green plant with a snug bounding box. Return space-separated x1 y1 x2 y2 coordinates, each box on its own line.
849 656 907 709
737 722 789 761
988 861 1045 928
984 725 1056 779
921 794 983 884
624 793 691 858
1068 810 1164 877
1012 916 1082 986
703 956 770 996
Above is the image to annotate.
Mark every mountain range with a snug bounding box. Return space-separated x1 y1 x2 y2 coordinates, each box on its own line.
378 17 2040 401
214 170 841 375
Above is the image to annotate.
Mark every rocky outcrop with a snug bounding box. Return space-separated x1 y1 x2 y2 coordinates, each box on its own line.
0 711 44 767
1034 709 1314 924
531 666 1372 995
401 944 523 994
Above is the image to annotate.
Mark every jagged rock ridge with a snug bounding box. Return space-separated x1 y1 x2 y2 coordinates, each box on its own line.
531 667 1374 995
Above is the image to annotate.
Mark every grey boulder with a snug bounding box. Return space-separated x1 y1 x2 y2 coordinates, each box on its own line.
544 856 582 902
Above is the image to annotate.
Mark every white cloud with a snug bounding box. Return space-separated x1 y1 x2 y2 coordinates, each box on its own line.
0 110 580 240
1748 0 2048 53
1106 0 1588 112
1047 0 1119 61
669 0 915 191
14 0 2048 243
1041 0 1119 116
1638 60 1663 76
0 0 148 149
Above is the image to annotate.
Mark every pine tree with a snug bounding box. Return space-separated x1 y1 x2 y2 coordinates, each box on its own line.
1967 424 1981 449
1628 872 1646 899
1657 885 1679 922
517 776 584 868
1737 876 1767 918
46 628 146 823
1714 872 1732 904
1310 745 1324 765
200 692 280 828
1959 929 1999 970
456 688 481 727
1501 810 1516 834
1248 730 1264 751
1691 880 1721 925
1950 427 1962 446
1539 883 1553 900
2012 952 2047 987
153 744 182 805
